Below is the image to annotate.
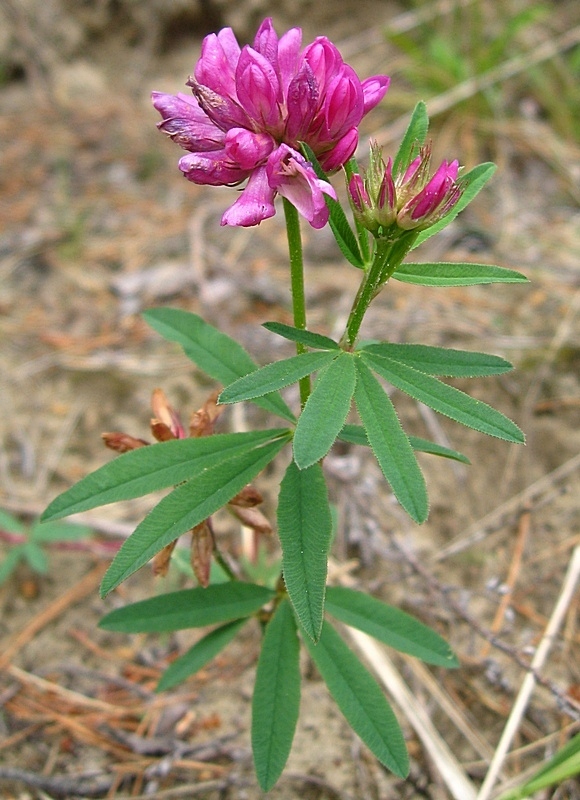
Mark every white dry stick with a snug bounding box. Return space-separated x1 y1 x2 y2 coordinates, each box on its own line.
346 627 479 800
476 545 580 800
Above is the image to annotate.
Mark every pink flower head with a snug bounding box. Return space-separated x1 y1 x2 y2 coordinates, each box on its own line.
153 19 390 228
396 144 462 230
348 140 463 236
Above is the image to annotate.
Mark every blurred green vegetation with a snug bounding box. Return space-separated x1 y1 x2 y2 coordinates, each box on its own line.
385 0 580 146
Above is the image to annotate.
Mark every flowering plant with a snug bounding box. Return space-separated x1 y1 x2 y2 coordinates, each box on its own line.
43 19 527 791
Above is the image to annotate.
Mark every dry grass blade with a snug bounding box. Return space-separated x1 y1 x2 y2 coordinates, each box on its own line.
477 545 580 800
345 627 478 800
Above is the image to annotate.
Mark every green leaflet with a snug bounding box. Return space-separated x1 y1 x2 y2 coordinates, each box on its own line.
303 621 409 778
360 342 513 377
100 435 289 596
412 162 497 249
100 583 274 632
262 321 340 351
363 351 525 443
157 619 248 692
219 351 336 405
293 353 357 469
354 360 429 524
42 429 288 521
393 100 429 175
277 461 332 642
338 423 470 464
300 142 364 269
326 587 458 667
143 308 295 422
252 600 301 791
394 261 528 286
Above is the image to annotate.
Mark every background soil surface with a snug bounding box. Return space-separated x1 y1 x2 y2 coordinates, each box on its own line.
1 1 580 798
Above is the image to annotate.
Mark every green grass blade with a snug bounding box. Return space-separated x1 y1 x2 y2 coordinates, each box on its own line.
42 430 288 522
100 583 275 632
100 436 289 596
393 100 429 175
143 308 295 422
293 353 357 469
354 360 428 524
326 587 458 667
364 352 525 443
393 261 528 286
219 351 335 405
412 163 497 249
499 733 580 799
277 461 332 642
157 619 248 691
262 321 340 351
303 621 409 777
361 343 513 377
252 600 301 791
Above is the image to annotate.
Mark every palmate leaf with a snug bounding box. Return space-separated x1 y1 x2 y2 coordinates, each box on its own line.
361 343 513 377
31 521 93 543
157 618 248 692
354 360 429 524
252 600 301 791
325 587 458 667
262 321 340 351
277 461 333 642
393 100 429 175
100 435 289 596
100 583 275 632
219 351 336 405
394 261 528 286
42 429 288 521
362 351 525 443
143 308 295 422
293 353 357 469
300 142 364 269
412 162 497 249
303 621 409 778
338 423 471 464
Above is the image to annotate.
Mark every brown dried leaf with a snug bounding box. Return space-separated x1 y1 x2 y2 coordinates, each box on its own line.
151 388 185 438
102 432 149 453
189 390 225 438
151 419 175 442
230 485 263 508
191 520 215 588
229 505 272 535
152 541 178 577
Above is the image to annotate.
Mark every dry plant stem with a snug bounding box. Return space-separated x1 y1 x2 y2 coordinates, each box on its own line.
394 536 580 719
479 505 531 660
345 627 478 800
476 545 580 800
432 452 580 562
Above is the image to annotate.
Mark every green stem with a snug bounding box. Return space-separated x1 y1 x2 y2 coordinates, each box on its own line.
283 198 310 407
340 231 419 349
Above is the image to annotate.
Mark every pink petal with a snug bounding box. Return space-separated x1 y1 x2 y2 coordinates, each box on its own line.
361 75 390 115
152 91 224 151
235 47 281 130
224 128 275 170
194 28 241 100
221 166 276 226
267 144 336 229
318 127 358 172
178 150 248 186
